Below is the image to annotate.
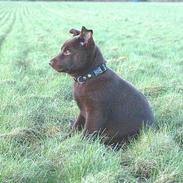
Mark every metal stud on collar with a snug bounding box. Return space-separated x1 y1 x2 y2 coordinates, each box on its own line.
87 74 92 78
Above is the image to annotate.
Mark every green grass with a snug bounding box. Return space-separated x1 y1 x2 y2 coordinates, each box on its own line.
0 2 183 182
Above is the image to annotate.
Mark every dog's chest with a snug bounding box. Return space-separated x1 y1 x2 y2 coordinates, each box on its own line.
74 83 90 101
73 83 99 112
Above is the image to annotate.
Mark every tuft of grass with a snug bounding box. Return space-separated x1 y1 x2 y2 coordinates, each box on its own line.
173 127 183 148
120 129 183 182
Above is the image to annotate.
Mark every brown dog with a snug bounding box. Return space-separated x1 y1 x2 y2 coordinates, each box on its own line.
49 26 154 144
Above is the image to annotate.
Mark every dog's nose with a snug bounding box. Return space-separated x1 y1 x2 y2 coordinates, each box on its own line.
49 59 54 66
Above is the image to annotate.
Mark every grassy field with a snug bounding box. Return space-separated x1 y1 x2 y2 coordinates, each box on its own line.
0 1 183 182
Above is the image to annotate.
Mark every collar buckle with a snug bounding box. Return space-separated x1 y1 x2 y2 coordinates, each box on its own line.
93 66 103 76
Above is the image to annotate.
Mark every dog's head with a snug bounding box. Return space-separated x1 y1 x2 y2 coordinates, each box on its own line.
49 26 95 75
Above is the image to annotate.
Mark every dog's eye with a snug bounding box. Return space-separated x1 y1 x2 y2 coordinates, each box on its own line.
63 49 71 56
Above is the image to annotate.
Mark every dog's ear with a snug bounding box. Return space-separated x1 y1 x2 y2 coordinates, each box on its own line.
69 28 80 36
79 26 93 47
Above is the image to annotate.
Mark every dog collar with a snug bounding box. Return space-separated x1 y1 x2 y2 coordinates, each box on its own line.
74 63 107 83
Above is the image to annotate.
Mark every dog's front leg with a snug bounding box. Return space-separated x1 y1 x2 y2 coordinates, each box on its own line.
84 111 105 136
72 113 85 131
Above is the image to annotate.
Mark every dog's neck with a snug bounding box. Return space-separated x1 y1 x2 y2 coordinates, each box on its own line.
90 45 106 68
71 46 106 78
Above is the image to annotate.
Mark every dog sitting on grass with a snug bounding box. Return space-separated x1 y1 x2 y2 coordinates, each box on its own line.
49 26 154 144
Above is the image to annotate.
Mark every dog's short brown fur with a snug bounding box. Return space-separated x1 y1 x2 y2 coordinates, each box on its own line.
49 26 154 144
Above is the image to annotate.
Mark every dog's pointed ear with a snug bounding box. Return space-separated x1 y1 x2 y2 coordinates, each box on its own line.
69 28 80 36
79 26 93 47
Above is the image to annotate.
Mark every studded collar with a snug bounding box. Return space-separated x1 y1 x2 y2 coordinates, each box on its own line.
74 63 107 83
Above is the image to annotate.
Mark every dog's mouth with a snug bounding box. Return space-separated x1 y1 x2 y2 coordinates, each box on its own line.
57 69 66 72
52 67 65 73
49 63 67 73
